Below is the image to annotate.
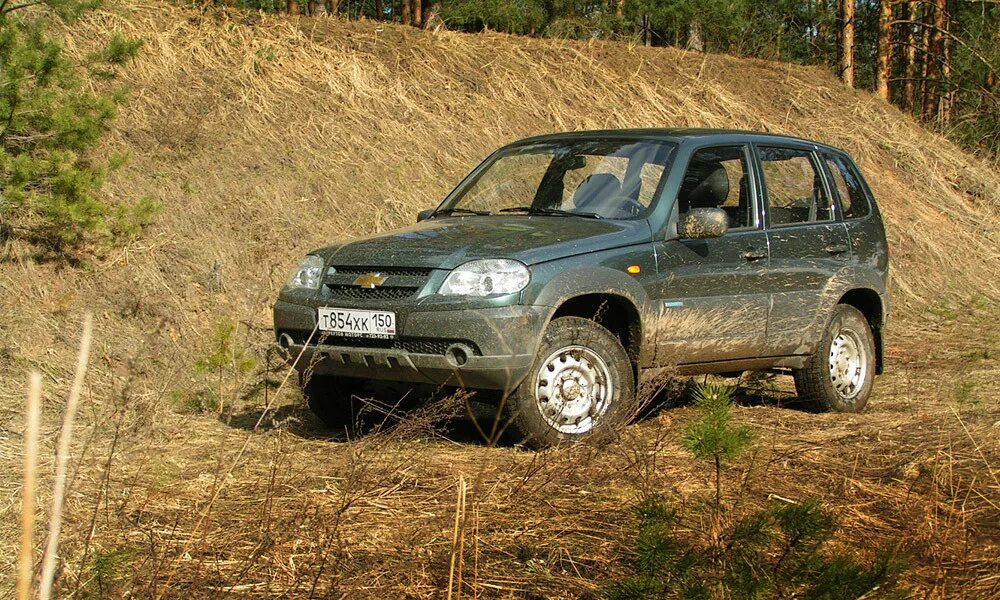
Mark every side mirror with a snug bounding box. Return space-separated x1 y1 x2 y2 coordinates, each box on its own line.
417 209 435 222
678 208 728 239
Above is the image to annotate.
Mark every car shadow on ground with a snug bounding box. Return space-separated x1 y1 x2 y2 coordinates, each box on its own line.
227 382 515 446
227 375 809 446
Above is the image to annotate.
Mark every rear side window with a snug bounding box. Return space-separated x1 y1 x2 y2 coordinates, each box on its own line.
759 146 833 226
823 154 871 219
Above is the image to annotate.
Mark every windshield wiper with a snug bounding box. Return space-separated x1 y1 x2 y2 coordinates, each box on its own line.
431 207 494 217
497 206 603 219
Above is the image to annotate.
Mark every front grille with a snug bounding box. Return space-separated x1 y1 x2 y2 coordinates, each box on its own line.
280 330 480 356
330 266 433 277
326 286 418 301
323 266 433 302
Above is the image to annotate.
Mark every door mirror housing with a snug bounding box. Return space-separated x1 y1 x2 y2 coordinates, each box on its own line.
417 209 435 222
678 208 729 239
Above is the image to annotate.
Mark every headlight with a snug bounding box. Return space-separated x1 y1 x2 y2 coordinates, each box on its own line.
286 255 324 290
439 259 530 297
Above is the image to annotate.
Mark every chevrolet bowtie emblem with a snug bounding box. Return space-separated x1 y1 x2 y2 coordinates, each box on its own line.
353 272 387 288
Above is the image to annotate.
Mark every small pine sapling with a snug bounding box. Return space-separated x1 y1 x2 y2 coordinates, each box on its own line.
193 318 258 414
604 381 904 600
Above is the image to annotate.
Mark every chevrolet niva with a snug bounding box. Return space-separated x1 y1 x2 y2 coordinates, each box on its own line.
274 129 889 447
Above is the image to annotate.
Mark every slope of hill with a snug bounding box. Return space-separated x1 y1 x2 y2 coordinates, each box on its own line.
1 4 998 598
70 3 1000 309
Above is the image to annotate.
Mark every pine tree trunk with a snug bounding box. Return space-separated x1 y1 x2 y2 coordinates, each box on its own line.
903 1 918 110
935 0 955 127
375 0 383 20
643 14 651 46
876 0 893 100
615 0 625 18
288 0 300 15
414 0 423 27
840 0 855 86
921 1 937 121
686 21 704 52
402 0 411 25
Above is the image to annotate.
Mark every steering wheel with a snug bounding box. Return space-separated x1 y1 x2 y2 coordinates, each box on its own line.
576 195 645 219
603 196 645 219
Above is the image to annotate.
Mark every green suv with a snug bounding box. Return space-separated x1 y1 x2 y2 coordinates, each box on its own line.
274 129 889 447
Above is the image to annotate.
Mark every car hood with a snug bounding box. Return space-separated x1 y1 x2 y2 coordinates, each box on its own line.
316 216 652 269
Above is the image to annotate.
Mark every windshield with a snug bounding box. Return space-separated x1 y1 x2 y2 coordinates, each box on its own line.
439 139 676 219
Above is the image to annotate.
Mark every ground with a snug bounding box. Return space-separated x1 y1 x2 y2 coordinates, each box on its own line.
35 302 998 599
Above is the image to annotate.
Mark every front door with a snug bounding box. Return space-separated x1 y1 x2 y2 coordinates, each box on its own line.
646 144 770 366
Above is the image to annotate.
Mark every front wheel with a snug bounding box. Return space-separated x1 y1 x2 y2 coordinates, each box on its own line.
505 317 635 448
794 305 876 412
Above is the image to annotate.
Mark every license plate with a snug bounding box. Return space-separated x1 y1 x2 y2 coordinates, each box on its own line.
317 307 396 339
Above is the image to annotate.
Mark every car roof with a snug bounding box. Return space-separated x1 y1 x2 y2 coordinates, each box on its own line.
510 128 848 155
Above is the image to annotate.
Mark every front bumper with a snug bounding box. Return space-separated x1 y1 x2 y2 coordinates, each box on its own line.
273 300 547 392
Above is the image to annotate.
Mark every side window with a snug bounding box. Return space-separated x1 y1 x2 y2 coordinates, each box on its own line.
677 145 754 229
823 154 871 219
759 146 832 226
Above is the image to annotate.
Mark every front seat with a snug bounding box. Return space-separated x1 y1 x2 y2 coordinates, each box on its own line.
572 173 623 216
684 166 730 211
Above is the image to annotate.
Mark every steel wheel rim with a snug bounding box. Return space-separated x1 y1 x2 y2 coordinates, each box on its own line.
535 345 613 434
829 328 868 402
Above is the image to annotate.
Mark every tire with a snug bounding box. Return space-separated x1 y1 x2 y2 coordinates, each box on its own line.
505 316 636 448
302 374 365 435
794 305 876 413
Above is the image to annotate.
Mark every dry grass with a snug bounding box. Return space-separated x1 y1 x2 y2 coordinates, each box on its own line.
1 2 999 598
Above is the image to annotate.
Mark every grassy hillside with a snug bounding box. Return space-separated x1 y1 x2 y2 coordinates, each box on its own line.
1 3 998 598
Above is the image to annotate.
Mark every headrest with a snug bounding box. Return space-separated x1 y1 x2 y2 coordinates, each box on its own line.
687 166 730 209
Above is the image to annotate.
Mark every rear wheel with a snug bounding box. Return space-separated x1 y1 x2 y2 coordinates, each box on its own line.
302 374 365 435
794 305 876 412
505 317 635 448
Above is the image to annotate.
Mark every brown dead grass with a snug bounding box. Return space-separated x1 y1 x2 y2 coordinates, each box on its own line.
9 320 996 598
1 2 999 598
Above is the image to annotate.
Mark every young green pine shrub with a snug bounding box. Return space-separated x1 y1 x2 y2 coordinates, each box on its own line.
84 547 135 598
682 381 753 538
0 0 156 256
174 318 258 414
603 381 904 600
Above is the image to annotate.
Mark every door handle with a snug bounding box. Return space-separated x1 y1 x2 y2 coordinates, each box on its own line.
824 244 849 255
740 249 767 262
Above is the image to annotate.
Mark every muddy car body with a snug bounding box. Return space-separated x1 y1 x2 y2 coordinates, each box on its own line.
274 129 889 446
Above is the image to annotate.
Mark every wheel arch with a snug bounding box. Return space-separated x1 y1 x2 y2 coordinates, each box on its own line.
550 292 643 362
837 288 885 374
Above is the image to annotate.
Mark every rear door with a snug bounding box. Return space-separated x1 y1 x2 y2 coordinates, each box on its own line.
820 151 889 276
647 144 771 365
757 144 852 356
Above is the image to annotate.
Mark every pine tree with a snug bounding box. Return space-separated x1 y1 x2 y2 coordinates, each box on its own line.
876 0 894 100
603 382 904 600
840 0 856 86
0 0 155 256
